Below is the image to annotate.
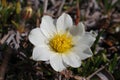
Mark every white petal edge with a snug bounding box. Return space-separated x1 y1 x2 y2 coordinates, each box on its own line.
40 15 56 38
32 45 52 61
29 28 46 46
50 53 66 72
56 13 73 33
74 44 93 60
79 32 96 47
62 53 81 67
70 22 85 36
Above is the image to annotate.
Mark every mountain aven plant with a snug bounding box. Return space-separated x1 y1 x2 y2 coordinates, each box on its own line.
28 13 96 72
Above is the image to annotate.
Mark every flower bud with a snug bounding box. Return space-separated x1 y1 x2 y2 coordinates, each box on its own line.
23 5 32 20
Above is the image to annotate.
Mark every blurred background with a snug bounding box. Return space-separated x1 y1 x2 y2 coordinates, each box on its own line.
0 0 120 80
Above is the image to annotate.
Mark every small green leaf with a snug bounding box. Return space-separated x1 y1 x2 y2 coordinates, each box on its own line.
108 54 118 73
92 30 105 54
11 20 19 28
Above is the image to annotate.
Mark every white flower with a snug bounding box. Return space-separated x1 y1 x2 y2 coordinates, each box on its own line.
29 13 96 72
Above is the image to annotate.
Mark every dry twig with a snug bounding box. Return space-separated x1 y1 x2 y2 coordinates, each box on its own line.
57 0 65 17
43 0 48 13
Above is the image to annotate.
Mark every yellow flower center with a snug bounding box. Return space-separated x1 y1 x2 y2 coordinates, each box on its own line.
49 33 73 53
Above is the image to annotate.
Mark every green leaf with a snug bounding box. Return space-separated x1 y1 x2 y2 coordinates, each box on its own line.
108 54 118 73
16 1 21 14
92 29 105 54
102 53 108 62
11 20 19 28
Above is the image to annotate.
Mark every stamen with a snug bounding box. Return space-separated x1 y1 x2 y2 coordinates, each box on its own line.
49 33 73 53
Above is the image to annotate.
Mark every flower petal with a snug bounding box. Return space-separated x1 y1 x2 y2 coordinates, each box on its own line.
62 53 81 67
79 32 96 47
40 15 56 38
32 45 52 61
50 53 66 72
70 22 85 36
29 28 46 46
74 44 93 60
56 13 73 32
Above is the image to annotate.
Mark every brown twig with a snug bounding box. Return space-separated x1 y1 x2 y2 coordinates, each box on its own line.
69 0 73 4
75 0 80 25
0 31 14 44
43 0 48 14
48 1 61 15
65 6 76 13
57 0 65 17
50 0 56 5
86 66 105 80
